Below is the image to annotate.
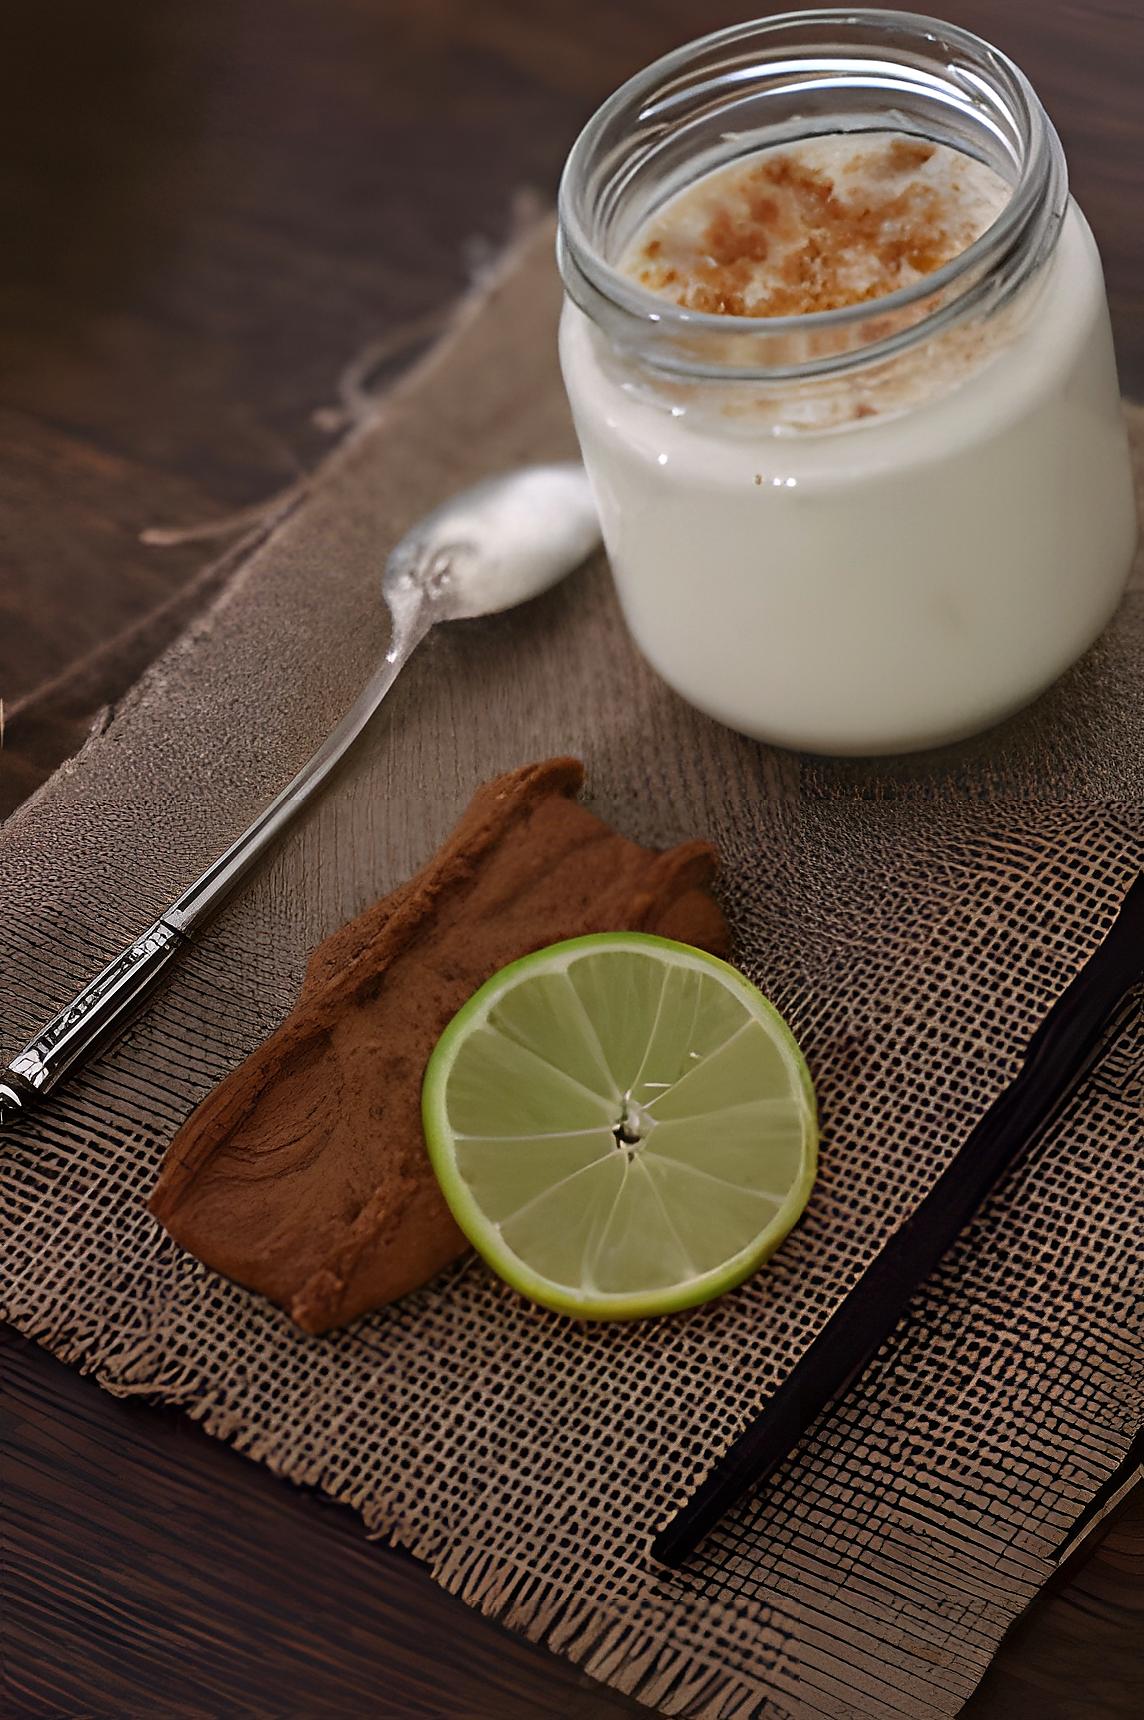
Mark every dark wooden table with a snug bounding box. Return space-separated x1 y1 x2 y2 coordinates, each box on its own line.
2 3 1142 1714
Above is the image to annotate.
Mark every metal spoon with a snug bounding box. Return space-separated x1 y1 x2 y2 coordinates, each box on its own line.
0 463 600 1131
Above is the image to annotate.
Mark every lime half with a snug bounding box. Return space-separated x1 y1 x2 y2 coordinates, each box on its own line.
422 933 817 1319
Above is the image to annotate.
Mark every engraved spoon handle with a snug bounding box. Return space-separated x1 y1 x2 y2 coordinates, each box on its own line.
0 605 433 1133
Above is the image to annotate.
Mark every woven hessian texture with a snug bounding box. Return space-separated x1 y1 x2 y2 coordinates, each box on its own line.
3 220 1142 1720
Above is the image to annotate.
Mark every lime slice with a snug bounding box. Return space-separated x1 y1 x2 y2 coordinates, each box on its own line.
422 933 817 1319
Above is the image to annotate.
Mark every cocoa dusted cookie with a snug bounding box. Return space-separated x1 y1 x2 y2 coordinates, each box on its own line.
150 758 729 1332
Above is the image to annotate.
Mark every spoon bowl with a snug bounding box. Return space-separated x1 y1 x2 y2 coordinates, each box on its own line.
382 462 600 651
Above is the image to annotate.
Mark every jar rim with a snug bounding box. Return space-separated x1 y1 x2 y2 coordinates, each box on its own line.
557 8 1067 381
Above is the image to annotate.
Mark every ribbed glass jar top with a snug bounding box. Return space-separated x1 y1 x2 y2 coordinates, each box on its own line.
557 9 1067 383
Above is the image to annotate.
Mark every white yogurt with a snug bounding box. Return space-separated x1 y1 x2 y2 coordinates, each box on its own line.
560 136 1138 754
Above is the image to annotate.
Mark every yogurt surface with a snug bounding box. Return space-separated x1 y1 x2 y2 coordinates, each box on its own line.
620 133 1009 319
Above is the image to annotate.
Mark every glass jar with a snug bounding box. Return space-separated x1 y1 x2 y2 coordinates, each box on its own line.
557 10 1138 755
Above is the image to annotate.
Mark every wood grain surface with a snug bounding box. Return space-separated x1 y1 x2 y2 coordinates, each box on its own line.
2 2 1142 1716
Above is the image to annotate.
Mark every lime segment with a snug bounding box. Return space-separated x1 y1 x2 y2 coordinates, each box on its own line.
423 933 817 1319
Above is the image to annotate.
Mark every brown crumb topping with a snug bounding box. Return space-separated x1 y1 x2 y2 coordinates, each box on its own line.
629 137 995 319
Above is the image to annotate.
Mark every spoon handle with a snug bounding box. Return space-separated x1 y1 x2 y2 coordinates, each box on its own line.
170 620 428 932
0 611 432 1134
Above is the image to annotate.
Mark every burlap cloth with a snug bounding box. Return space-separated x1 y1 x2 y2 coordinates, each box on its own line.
3 219 1142 1720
